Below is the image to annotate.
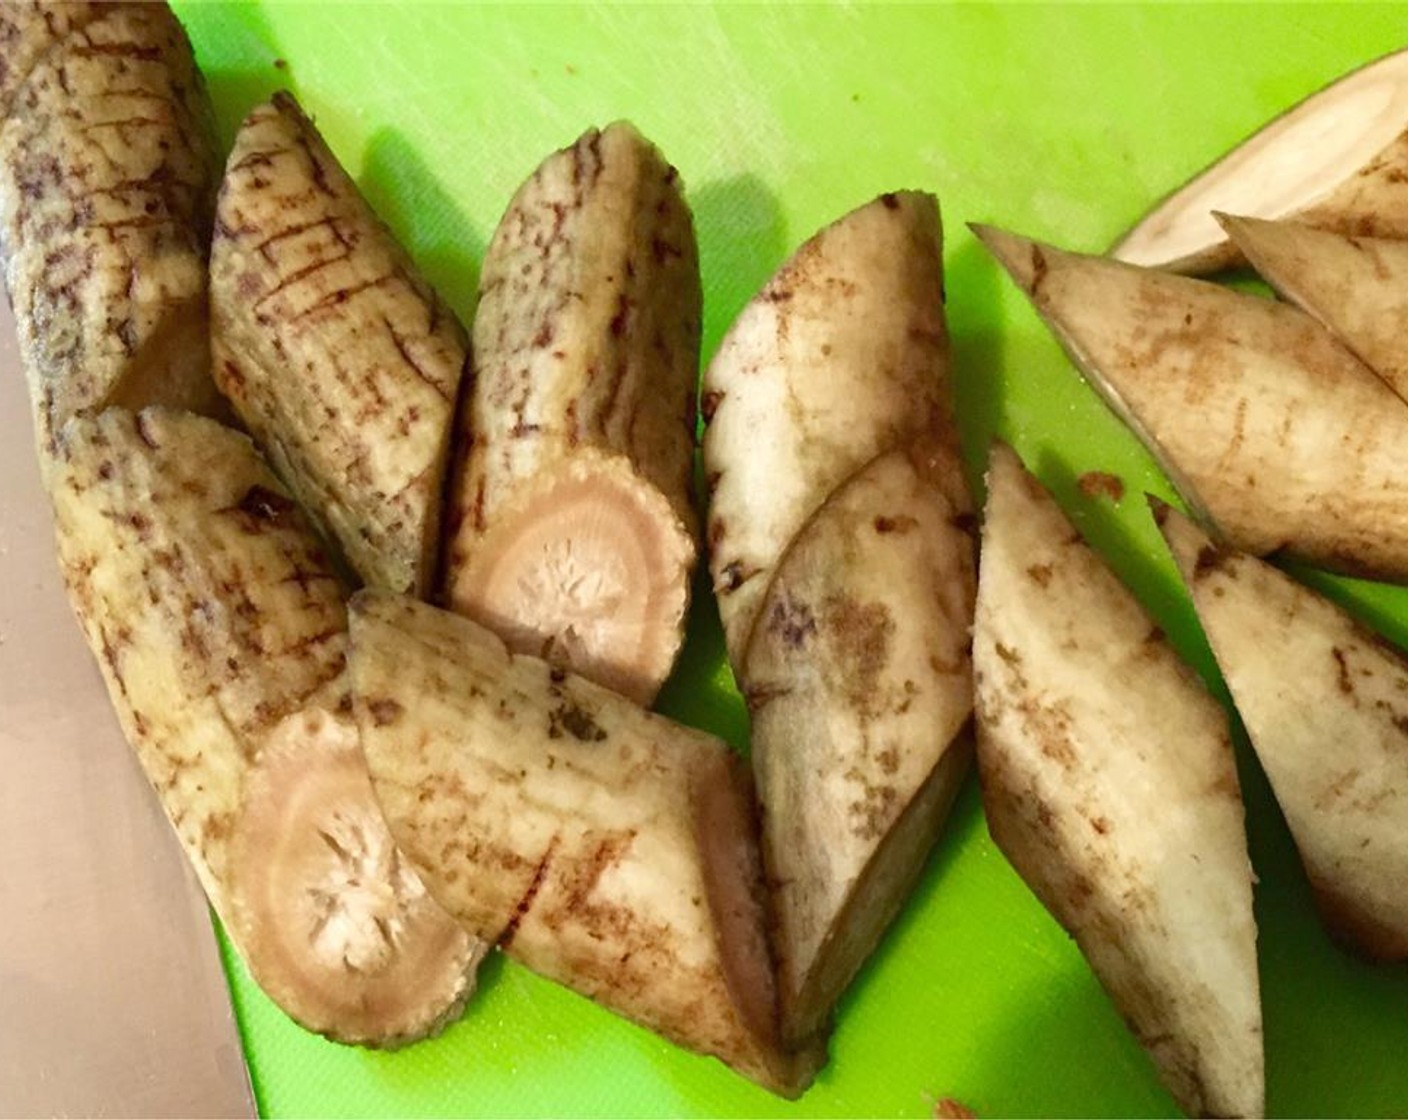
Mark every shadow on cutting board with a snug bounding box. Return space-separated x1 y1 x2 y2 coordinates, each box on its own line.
948 232 1007 507
691 173 789 367
655 548 749 758
360 127 487 328
193 2 299 151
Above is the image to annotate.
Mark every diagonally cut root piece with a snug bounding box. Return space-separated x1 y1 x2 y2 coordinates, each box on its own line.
976 224 1408 583
702 191 958 665
456 451 694 702
1112 48 1408 274
1218 213 1408 403
350 591 822 1096
49 408 482 1047
444 122 699 704
0 2 222 471
743 439 976 1045
975 444 1262 1119
211 92 468 597
1157 502 1408 963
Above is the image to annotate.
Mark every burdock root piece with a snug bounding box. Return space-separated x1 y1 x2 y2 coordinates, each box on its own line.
743 439 976 1045
0 2 223 472
976 224 1408 584
443 122 700 705
974 444 1263 1119
211 92 469 597
350 591 824 1095
49 408 482 1047
1158 502 1408 963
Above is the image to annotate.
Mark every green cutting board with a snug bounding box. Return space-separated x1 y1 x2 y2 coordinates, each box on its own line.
172 4 1408 1116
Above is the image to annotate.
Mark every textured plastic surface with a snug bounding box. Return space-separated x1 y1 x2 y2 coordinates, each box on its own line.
172 4 1408 1116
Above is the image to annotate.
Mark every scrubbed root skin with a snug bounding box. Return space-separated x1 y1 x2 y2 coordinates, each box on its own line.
702 191 956 665
0 3 221 471
453 120 701 534
444 122 700 695
1157 504 1408 966
211 92 468 596
350 592 816 1096
1149 127 1408 276
742 441 976 1044
50 408 350 901
788 734 971 1044
975 445 1263 1120
446 451 694 705
0 2 109 116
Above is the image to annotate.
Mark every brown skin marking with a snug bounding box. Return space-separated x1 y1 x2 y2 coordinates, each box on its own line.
500 836 558 950
874 514 918 534
699 388 723 423
1077 470 1124 502
1027 703 1077 769
743 682 791 713
718 560 747 593
367 697 403 726
1332 647 1355 696
994 642 1022 665
230 483 298 528
1193 544 1228 579
1028 244 1048 294
548 702 607 742
827 596 895 716
1026 563 1053 587
767 594 816 650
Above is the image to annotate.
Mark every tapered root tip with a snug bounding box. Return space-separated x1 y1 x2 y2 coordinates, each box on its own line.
970 224 1047 292
1213 210 1288 267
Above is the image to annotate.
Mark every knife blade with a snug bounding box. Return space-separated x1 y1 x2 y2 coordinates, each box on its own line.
0 301 257 1120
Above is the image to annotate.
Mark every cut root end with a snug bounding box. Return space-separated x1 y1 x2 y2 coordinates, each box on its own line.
227 708 482 1048
448 459 694 706
1113 48 1408 273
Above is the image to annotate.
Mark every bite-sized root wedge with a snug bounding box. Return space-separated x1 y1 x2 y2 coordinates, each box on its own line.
443 122 700 704
743 439 976 1045
0 2 222 470
350 591 823 1096
0 2 107 115
49 408 482 1047
977 225 1408 583
1157 502 1408 962
702 191 960 666
1218 213 1408 403
1112 48 1408 274
211 92 468 597
974 444 1263 1120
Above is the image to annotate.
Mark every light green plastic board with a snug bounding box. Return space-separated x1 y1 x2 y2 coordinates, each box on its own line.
171 4 1408 1116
